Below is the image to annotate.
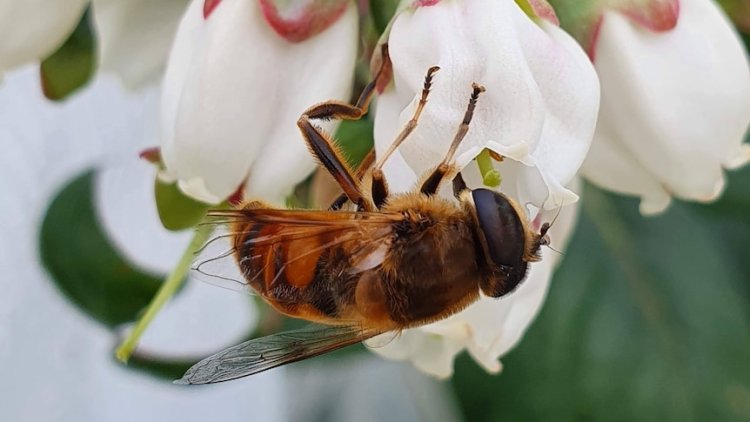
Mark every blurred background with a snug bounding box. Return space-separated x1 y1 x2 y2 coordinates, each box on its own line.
1 1 749 421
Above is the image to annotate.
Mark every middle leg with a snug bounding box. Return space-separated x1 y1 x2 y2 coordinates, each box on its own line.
297 44 392 211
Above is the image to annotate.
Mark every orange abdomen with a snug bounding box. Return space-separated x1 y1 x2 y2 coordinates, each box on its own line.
230 201 484 331
233 222 380 325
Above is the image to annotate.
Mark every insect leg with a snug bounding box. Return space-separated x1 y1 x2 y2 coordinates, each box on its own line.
371 66 440 209
298 120 373 210
329 150 375 210
298 45 392 211
420 83 485 196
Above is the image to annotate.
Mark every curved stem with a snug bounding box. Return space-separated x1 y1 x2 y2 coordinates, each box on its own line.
115 223 214 363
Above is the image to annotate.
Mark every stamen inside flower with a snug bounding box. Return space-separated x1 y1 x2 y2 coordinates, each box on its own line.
476 149 502 188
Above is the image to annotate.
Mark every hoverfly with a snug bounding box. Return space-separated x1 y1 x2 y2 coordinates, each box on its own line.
177 45 550 385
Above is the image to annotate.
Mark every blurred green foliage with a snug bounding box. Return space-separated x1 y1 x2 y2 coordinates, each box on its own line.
40 9 95 100
155 179 210 231
369 0 401 35
452 166 750 421
39 171 162 327
336 115 375 167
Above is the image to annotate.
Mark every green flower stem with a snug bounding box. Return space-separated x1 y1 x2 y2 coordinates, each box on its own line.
115 223 214 363
477 149 502 188
514 0 536 19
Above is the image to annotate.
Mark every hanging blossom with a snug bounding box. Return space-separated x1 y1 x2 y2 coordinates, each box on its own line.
367 0 600 377
159 0 358 205
0 0 88 78
549 0 750 214
0 0 190 88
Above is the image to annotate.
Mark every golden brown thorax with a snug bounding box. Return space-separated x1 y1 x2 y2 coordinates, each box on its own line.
233 194 489 331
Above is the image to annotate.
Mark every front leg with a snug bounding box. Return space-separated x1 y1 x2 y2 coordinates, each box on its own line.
420 83 485 196
370 65 440 208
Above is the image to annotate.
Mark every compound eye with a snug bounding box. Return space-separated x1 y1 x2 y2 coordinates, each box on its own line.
471 189 526 267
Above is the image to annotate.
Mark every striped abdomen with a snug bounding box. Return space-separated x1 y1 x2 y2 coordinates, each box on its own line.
230 204 483 331
231 220 381 325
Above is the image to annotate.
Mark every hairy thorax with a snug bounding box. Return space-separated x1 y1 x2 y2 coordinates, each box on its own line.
352 193 482 330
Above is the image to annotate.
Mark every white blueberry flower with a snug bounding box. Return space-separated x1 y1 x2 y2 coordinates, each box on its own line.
0 0 190 88
91 0 191 89
0 0 88 77
367 0 599 377
577 0 750 214
160 0 357 205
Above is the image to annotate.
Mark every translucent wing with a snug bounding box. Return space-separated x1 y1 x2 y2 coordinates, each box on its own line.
175 324 382 385
191 206 398 295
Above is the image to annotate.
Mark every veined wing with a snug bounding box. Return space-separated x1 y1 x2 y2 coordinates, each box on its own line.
175 324 382 385
192 206 399 294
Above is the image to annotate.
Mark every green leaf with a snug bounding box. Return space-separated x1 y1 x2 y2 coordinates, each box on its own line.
124 353 197 381
40 171 163 327
154 178 210 231
335 114 375 168
369 0 401 34
40 9 96 101
452 170 750 421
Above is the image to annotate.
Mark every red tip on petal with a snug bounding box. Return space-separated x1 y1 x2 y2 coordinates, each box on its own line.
227 182 245 206
259 0 349 43
203 0 222 19
528 0 560 25
587 15 605 61
413 0 441 6
139 147 162 164
619 0 679 32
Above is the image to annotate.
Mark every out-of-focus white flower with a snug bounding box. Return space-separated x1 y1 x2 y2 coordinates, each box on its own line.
577 0 750 214
0 0 191 89
91 0 190 89
0 0 88 77
160 0 357 205
368 0 599 377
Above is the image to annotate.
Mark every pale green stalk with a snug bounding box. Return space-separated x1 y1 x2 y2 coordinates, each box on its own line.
115 223 214 362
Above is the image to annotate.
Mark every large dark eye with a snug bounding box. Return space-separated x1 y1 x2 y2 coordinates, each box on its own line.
471 189 526 268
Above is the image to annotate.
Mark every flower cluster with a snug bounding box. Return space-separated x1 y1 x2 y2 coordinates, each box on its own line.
578 0 750 214
9 0 748 378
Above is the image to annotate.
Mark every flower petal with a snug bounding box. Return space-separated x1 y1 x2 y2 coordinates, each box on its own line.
583 114 673 214
258 0 350 43
583 0 750 210
91 0 191 89
160 0 358 204
375 0 599 209
0 0 88 76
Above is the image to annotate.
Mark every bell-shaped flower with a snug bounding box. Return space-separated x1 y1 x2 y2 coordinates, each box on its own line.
0 0 192 90
160 0 358 205
91 0 191 89
367 0 599 377
576 0 750 214
0 0 88 78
